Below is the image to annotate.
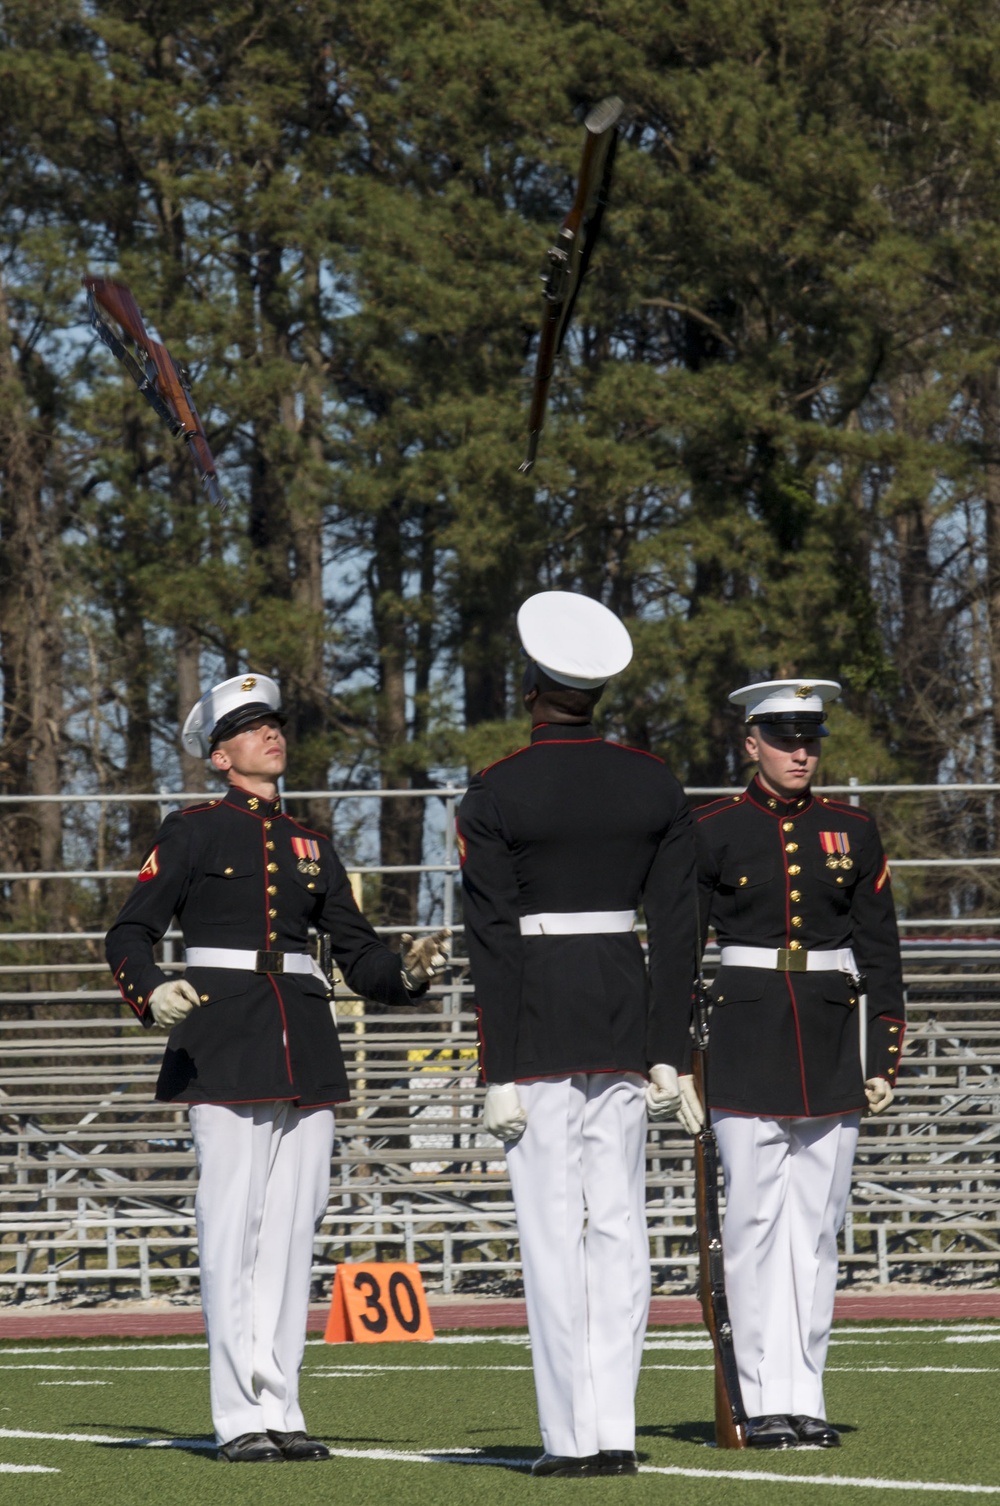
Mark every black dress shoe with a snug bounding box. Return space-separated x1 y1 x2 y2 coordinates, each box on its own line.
746 1415 798 1449
266 1430 331 1461
218 1432 284 1462
531 1452 602 1477
599 1450 639 1475
789 1415 841 1448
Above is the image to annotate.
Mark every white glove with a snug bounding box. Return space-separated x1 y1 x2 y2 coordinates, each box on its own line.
865 1076 894 1114
645 1063 681 1122
401 928 452 989
645 1066 705 1134
677 1074 706 1135
148 979 201 1028
482 1082 527 1143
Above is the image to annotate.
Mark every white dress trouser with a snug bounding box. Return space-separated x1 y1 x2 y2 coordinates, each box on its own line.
190 1101 335 1443
712 1110 860 1419
505 1073 650 1458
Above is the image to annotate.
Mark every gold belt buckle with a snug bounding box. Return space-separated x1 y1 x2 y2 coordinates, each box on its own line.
255 950 284 973
777 948 808 973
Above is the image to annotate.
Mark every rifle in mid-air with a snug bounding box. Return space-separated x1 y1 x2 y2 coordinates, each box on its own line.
691 979 748 1449
518 95 624 474
82 275 225 510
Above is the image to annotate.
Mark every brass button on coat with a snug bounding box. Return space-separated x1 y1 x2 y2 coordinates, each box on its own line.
267 862 278 873
791 915 803 928
269 930 277 942
785 842 799 853
739 876 748 887
268 908 277 919
268 885 277 896
782 821 794 832
790 889 801 902
788 863 801 875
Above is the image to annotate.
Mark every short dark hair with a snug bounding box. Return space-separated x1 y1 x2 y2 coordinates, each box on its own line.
524 662 604 719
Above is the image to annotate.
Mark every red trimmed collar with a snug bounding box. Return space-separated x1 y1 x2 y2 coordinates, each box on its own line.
745 773 813 819
224 782 283 819
529 721 602 745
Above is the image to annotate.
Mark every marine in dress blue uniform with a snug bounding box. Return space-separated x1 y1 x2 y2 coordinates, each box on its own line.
458 593 698 1478
106 674 447 1463
681 680 905 1449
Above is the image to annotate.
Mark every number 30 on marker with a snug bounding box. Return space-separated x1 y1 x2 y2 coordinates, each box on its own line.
324 1262 434 1344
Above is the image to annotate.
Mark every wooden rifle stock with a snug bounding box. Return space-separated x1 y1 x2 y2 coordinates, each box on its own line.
519 96 624 473
82 275 225 510
692 989 748 1449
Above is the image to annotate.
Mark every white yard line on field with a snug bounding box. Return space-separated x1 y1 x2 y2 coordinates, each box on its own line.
637 1464 1000 1494
2 1429 999 1493
312 1364 530 1373
0 1364 206 1373
2 1357 997 1377
0 1428 215 1451
310 1362 1000 1377
827 1365 1000 1374
0 1324 990 1363
0 1343 207 1356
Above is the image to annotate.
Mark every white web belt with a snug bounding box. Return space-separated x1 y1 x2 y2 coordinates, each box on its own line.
518 910 636 936
184 946 328 985
720 945 858 975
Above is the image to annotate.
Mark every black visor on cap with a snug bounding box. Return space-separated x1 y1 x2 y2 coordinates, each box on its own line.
753 715 828 741
209 702 287 750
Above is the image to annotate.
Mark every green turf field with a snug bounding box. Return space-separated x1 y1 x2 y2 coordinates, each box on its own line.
1 1321 998 1503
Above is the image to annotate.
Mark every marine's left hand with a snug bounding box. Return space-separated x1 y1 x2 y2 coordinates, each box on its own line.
864 1076 894 1114
645 1064 681 1122
482 1082 527 1143
401 928 452 989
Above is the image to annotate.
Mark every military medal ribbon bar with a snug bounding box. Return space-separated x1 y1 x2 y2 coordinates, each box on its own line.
820 831 853 870
292 837 322 876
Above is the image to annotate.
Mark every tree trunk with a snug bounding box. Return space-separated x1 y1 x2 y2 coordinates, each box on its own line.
372 498 425 927
0 278 66 922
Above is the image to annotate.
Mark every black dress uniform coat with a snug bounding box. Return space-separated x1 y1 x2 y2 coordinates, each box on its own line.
458 722 697 1082
106 784 414 1106
694 776 905 1117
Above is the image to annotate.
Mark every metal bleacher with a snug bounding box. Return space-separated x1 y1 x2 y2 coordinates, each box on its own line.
1 785 999 1302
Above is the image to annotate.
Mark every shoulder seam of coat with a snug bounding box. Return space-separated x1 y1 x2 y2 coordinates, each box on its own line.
479 744 533 776
604 740 665 764
696 799 744 822
816 797 871 822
